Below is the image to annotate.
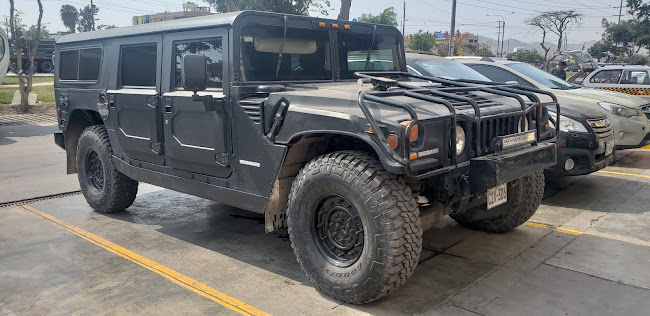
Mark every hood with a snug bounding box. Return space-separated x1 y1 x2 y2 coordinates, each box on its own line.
554 96 609 121
559 87 648 109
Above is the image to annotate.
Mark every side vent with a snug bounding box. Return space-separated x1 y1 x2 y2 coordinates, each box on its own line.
239 98 266 124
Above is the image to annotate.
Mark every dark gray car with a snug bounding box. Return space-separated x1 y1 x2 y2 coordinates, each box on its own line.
53 12 557 304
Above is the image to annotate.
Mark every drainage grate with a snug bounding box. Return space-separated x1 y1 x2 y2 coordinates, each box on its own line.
0 191 82 208
0 113 58 126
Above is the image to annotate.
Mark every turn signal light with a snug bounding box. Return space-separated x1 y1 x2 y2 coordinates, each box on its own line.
409 153 418 160
401 121 419 142
318 22 326 27
344 25 351 30
332 23 339 28
386 134 399 149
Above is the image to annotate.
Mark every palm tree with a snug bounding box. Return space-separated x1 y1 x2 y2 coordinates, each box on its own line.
60 5 78 33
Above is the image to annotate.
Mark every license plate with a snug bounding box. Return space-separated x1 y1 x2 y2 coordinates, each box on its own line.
605 140 614 156
487 183 508 210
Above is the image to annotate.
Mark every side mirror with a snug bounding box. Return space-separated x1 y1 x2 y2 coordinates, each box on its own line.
181 54 208 92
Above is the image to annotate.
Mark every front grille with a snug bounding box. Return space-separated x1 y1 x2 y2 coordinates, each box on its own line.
476 115 526 154
587 117 614 140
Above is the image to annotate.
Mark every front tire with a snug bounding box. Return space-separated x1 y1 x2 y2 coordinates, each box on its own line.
450 171 544 233
287 151 422 304
76 125 138 213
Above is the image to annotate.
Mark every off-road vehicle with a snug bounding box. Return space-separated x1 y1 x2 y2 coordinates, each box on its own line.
54 11 558 304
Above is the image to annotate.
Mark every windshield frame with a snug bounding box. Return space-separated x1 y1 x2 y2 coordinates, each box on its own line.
232 15 405 85
504 62 577 90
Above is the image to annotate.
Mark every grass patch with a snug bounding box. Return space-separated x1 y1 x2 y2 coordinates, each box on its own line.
2 76 54 85
0 85 56 104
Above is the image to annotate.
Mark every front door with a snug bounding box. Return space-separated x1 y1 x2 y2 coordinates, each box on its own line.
160 29 231 178
108 36 164 165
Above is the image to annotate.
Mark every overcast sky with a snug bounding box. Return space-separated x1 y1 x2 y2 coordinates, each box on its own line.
3 0 629 45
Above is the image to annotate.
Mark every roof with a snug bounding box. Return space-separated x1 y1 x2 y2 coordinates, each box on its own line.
405 52 444 60
447 56 513 64
597 65 650 70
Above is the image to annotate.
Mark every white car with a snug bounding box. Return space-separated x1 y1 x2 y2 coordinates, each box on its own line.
569 65 650 102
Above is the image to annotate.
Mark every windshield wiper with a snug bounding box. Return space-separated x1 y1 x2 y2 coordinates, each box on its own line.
275 15 288 78
364 25 377 71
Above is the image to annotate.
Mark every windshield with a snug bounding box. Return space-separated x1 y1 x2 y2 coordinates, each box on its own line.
240 25 332 82
338 32 401 79
416 59 491 82
505 62 576 90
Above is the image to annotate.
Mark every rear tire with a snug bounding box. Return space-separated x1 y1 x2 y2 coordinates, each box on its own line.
39 61 54 73
450 171 544 233
287 151 422 304
76 125 138 213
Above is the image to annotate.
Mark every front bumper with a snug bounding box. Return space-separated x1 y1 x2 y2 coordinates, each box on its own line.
617 132 650 149
469 143 557 194
549 131 614 176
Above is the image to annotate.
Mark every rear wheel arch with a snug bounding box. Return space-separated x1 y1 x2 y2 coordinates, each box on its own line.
64 109 103 174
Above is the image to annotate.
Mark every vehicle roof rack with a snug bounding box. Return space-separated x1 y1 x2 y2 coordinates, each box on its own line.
353 71 560 179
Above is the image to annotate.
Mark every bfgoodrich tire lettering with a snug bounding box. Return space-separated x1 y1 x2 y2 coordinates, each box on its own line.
76 125 138 213
287 151 422 304
450 170 544 233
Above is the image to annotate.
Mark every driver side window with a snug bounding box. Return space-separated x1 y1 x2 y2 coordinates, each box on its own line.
174 38 223 89
468 64 533 87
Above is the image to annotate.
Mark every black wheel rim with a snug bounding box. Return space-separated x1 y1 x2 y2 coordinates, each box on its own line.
313 195 364 267
85 150 104 191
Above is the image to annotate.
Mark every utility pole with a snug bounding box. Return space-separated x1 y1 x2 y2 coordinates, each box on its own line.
496 21 501 57
619 0 623 23
91 0 96 31
449 0 457 56
402 0 406 36
500 20 505 57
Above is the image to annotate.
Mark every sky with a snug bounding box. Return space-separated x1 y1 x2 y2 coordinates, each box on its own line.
1 0 631 46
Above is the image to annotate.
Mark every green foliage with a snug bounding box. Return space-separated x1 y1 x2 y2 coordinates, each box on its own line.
507 49 542 64
206 0 331 16
97 24 117 30
627 0 650 20
408 31 436 52
26 24 51 40
475 46 494 57
587 41 610 60
60 5 78 33
601 19 650 58
77 4 98 32
356 7 398 26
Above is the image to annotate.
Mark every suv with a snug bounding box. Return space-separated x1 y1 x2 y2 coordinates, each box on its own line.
406 53 614 175
452 57 650 150
53 12 557 304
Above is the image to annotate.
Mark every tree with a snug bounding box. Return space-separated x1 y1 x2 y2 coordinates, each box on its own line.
507 49 543 64
97 24 117 30
627 0 650 20
408 30 436 51
475 45 494 57
356 7 398 26
77 4 98 32
587 40 611 60
9 0 44 113
207 0 331 16
338 0 352 20
60 5 78 33
601 19 650 60
526 10 582 69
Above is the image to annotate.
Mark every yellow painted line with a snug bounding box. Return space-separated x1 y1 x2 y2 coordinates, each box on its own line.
597 170 650 179
642 144 650 149
525 221 583 236
17 204 271 316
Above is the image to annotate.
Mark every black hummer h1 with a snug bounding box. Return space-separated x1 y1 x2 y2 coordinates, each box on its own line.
54 11 558 304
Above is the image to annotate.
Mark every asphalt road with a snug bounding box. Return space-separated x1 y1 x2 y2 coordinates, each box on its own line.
1 119 650 315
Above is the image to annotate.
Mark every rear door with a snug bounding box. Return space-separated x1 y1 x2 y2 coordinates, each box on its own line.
107 36 164 165
160 29 232 178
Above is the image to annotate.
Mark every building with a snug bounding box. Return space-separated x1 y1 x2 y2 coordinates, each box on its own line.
132 2 211 25
434 31 479 55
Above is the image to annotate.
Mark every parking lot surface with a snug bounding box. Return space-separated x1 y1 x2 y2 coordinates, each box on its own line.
2 119 650 315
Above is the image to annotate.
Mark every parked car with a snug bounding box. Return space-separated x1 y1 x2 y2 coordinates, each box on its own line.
407 52 614 175
53 12 558 304
451 57 650 149
568 65 650 101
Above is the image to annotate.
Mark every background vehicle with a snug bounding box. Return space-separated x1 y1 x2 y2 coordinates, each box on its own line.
9 39 55 73
407 52 614 175
451 57 650 150
54 12 557 304
0 29 9 84
570 65 650 101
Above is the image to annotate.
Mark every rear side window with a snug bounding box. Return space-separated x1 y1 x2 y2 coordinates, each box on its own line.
589 70 621 84
174 39 223 88
121 44 157 87
621 70 649 85
59 47 102 81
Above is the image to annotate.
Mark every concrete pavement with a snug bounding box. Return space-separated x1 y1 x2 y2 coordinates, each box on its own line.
1 120 649 315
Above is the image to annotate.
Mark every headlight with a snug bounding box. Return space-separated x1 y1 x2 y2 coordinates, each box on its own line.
549 112 588 132
455 125 466 155
599 102 639 118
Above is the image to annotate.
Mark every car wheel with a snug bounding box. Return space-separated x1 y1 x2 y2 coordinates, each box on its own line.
450 171 544 233
76 125 138 213
287 151 422 304
39 61 54 73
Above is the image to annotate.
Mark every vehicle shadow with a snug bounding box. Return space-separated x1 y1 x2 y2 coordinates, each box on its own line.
0 123 58 146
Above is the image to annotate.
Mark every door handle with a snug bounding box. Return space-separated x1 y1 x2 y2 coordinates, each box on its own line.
164 97 173 113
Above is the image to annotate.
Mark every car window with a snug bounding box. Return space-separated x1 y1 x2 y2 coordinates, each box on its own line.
467 64 532 87
417 59 490 82
120 44 157 87
589 69 622 84
59 47 102 82
620 70 649 85
175 39 223 89
568 70 589 84
504 62 573 89
406 65 427 82
338 32 400 79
